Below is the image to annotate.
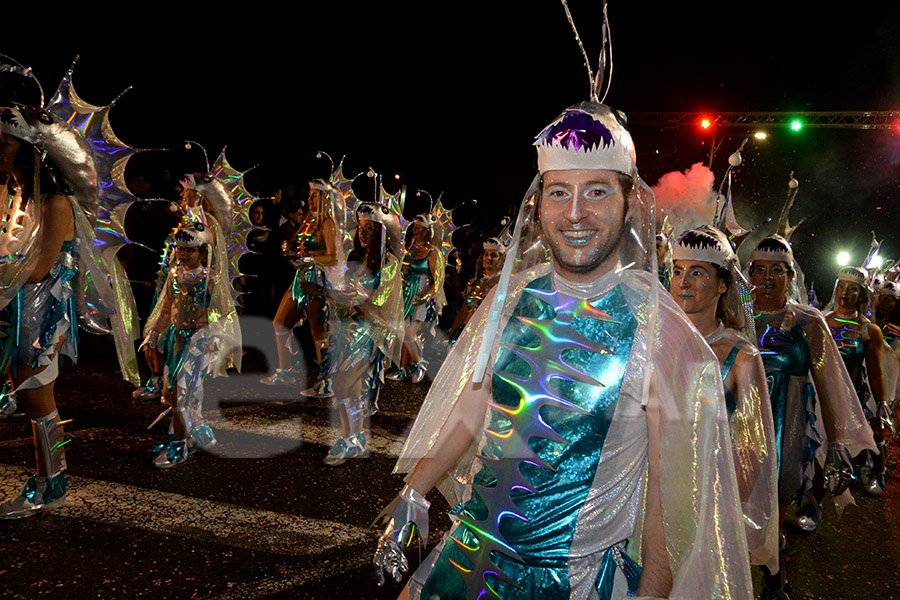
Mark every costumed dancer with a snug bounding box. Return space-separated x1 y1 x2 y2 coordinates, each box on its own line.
374 7 753 598
141 153 245 469
133 182 205 401
670 225 779 576
0 61 142 517
388 202 443 384
443 226 508 345
747 229 875 597
142 220 238 467
823 265 893 496
655 216 673 289
262 178 340 399
302 198 402 466
873 276 900 422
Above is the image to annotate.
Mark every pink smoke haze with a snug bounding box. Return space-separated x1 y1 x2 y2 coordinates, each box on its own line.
651 162 716 231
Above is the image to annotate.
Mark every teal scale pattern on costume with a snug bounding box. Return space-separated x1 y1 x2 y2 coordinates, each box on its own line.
831 318 869 413
161 271 210 390
421 275 641 600
720 342 748 419
756 316 819 481
290 227 327 308
401 249 435 321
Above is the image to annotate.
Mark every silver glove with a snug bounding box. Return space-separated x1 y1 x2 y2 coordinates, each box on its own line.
824 442 855 496
373 484 430 586
878 402 897 440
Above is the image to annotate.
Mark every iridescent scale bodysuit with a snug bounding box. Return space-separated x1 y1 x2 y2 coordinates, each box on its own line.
421 274 646 599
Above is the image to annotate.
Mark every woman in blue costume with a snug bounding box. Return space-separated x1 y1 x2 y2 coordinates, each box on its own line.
0 108 78 518
301 202 402 465
262 181 338 398
747 235 875 598
387 215 440 384
823 266 891 496
670 225 779 579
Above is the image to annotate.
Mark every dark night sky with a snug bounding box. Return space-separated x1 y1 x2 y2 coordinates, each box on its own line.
5 1 900 294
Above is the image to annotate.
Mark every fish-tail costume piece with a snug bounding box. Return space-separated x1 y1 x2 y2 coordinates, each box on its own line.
402 249 438 324
708 326 780 573
828 313 873 415
420 274 644 599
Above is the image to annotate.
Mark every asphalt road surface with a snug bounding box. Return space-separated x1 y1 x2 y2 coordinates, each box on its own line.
1 324 898 599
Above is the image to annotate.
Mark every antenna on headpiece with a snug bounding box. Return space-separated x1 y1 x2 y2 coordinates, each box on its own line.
316 150 336 176
0 53 45 108
415 189 437 213
560 0 612 103
776 171 803 240
184 141 210 173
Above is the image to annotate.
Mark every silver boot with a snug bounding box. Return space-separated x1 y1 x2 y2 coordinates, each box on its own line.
0 410 69 519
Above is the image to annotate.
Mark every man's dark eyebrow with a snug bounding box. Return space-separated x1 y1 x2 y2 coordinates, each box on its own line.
542 179 618 187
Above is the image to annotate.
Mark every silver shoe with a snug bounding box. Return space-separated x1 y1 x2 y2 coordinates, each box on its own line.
153 439 190 469
323 434 369 467
0 472 67 519
260 368 297 386
793 503 823 532
0 391 19 418
865 477 884 497
300 378 334 399
132 375 163 400
411 361 428 384
385 367 408 382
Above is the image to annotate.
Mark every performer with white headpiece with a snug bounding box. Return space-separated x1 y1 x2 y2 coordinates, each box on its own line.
670 224 779 577
872 276 900 422
822 263 893 496
301 189 403 465
261 159 343 398
747 197 876 596
373 4 752 598
443 219 510 345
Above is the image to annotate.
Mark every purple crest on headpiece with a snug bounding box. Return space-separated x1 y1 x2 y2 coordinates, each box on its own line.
538 110 614 152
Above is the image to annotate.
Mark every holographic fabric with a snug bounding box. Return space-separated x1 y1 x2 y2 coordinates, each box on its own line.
826 313 871 414
401 248 437 323
399 265 753 599
143 265 219 433
421 274 642 599
754 303 876 503
290 263 327 312
707 325 779 573
14 240 78 370
329 263 387 439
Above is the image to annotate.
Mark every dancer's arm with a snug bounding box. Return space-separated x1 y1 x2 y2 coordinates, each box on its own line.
639 373 673 598
27 194 74 283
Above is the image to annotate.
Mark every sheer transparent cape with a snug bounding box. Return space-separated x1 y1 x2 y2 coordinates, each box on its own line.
395 175 754 598
142 215 241 377
709 326 779 573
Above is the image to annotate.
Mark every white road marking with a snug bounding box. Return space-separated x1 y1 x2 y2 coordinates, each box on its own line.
0 463 375 555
